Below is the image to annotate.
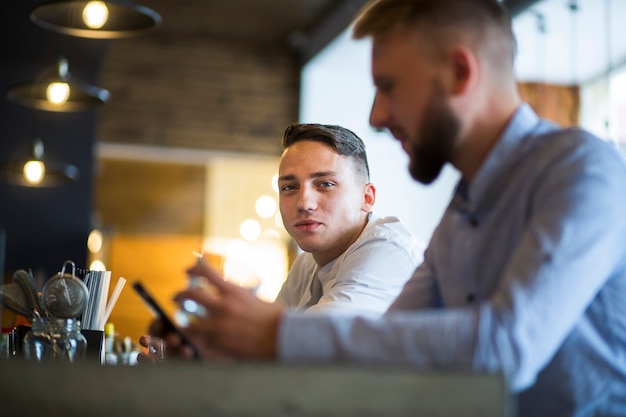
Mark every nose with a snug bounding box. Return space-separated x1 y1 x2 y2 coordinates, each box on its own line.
369 93 389 131
296 184 317 212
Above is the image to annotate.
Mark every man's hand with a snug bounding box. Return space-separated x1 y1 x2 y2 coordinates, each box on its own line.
137 318 197 362
174 261 283 360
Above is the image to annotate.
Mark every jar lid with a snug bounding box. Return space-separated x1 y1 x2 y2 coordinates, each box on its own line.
42 260 89 319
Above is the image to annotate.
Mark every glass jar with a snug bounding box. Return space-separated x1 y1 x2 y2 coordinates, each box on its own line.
23 318 87 363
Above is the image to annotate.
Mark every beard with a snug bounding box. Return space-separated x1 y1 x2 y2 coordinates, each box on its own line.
407 84 460 184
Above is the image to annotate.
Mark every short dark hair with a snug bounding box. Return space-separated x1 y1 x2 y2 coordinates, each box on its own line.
281 123 370 182
353 0 516 74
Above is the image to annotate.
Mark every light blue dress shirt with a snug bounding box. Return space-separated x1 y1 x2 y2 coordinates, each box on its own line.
278 104 626 417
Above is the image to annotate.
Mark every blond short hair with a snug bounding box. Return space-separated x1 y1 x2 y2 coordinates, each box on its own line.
353 0 516 72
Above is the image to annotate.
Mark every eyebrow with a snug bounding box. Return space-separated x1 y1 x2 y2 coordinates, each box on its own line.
278 171 338 182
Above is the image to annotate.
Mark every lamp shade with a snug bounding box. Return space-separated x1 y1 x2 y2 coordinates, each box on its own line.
5 57 110 112
0 139 80 187
30 1 161 39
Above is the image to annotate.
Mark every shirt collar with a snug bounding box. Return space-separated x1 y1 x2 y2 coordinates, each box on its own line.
455 103 541 207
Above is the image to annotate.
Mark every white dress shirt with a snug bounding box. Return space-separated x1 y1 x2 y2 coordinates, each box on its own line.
274 213 423 317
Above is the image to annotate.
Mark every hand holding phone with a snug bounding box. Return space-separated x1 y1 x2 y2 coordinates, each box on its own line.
132 281 199 359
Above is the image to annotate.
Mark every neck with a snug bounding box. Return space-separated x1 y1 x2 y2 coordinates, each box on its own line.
312 213 370 267
453 87 521 182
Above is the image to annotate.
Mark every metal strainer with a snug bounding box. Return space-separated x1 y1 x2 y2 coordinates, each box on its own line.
41 260 89 319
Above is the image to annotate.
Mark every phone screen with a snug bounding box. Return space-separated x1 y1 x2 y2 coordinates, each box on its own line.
132 281 199 359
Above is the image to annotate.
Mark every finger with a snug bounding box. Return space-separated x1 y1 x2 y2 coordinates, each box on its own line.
186 261 221 281
158 332 195 361
164 331 184 350
174 287 224 312
136 352 156 365
179 344 198 360
138 335 149 348
185 262 233 292
147 318 166 337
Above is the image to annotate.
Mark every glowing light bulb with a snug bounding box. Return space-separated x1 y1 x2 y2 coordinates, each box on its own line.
23 160 45 185
255 195 277 218
240 219 261 241
46 82 70 105
89 259 106 271
87 229 104 253
83 1 109 29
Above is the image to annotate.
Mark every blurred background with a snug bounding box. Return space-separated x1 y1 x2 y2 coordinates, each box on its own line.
1 0 625 344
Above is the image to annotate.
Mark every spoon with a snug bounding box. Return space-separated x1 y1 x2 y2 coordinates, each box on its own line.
13 269 39 315
0 282 33 318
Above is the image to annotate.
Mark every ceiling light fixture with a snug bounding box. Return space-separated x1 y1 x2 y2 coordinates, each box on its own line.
30 0 161 39
5 57 110 112
0 139 80 187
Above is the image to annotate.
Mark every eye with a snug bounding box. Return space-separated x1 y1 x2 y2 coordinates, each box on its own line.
279 184 297 192
317 181 335 188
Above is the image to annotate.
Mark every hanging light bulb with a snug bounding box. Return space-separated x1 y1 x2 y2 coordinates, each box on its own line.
5 56 109 112
46 57 71 105
23 160 46 185
83 1 109 29
22 139 46 185
89 259 107 271
0 138 79 187
46 82 71 105
87 229 104 253
31 1 161 39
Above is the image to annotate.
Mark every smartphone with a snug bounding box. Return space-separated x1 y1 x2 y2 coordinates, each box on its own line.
131 281 199 359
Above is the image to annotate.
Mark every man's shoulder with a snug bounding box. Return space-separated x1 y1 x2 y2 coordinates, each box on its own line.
528 125 612 155
357 214 424 253
519 125 626 175
364 214 411 236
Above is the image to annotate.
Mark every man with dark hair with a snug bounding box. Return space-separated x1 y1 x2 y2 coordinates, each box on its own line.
154 1 626 415
273 123 422 315
281 123 371 183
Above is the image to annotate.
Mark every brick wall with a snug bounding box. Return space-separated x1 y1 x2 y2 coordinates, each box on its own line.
97 33 301 155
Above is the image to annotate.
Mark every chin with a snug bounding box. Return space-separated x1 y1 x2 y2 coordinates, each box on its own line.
294 240 319 254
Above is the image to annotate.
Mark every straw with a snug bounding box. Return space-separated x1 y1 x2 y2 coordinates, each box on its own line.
100 277 127 330
94 271 111 331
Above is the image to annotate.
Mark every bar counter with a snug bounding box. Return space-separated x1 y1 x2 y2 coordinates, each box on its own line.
0 360 513 416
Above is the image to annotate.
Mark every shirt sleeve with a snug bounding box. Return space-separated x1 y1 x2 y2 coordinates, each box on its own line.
278 139 626 392
273 282 289 307
386 247 441 311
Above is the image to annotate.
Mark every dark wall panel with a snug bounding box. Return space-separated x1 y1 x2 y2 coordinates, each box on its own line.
0 1 109 279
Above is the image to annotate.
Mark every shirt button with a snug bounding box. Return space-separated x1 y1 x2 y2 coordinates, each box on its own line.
469 217 479 227
466 293 475 303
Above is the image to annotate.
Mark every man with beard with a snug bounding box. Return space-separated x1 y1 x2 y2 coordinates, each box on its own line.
150 1 626 415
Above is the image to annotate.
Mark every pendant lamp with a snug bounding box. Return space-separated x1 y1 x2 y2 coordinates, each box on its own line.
5 57 110 112
30 0 161 39
0 139 80 187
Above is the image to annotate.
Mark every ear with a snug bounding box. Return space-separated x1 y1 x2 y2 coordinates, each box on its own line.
362 182 376 211
448 47 478 96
